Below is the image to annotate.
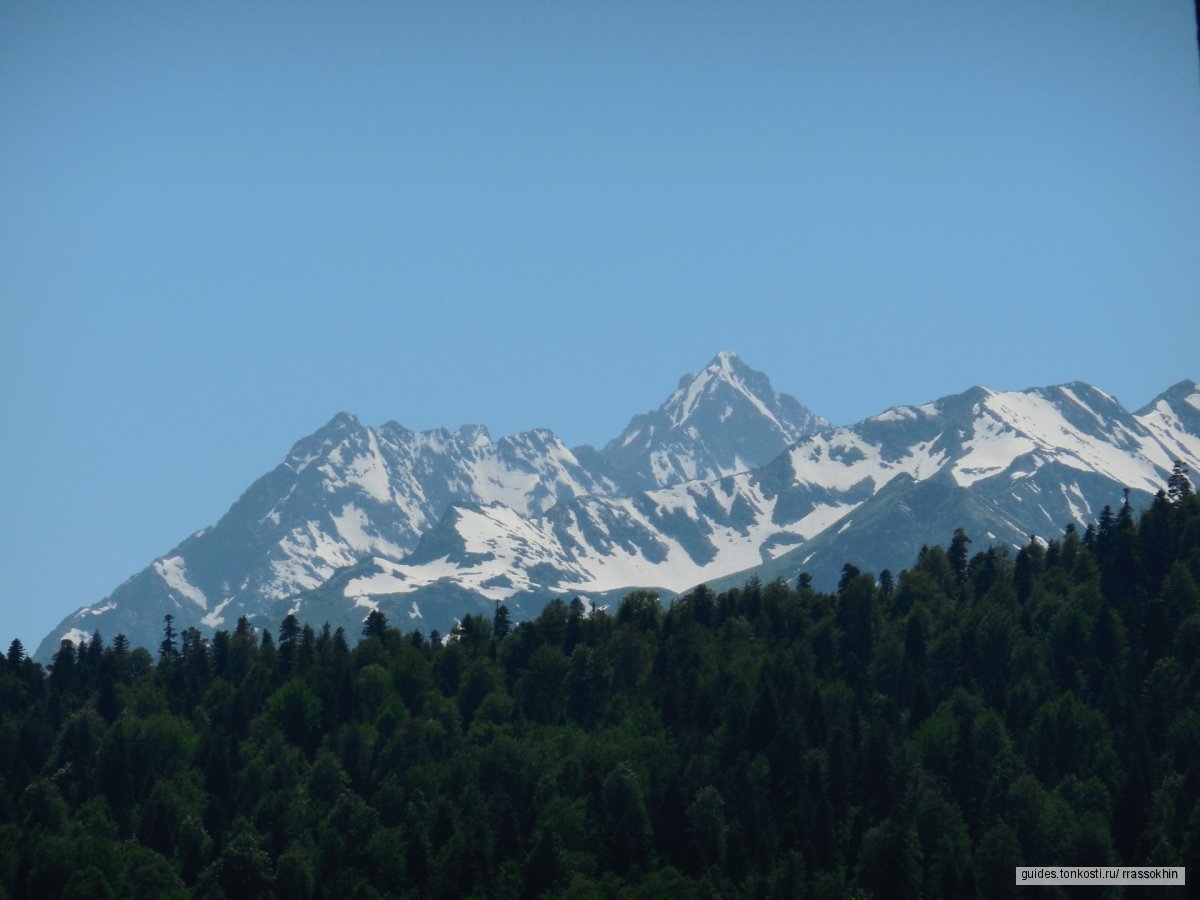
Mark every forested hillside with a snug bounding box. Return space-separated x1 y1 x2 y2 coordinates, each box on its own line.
2 471 1197 898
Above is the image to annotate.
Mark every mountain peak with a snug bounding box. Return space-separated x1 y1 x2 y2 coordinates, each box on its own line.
601 353 827 489
711 349 741 368
1136 379 1200 416
679 350 744 383
455 423 492 446
326 411 363 431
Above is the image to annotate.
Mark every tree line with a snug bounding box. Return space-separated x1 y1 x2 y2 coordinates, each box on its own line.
0 466 1196 898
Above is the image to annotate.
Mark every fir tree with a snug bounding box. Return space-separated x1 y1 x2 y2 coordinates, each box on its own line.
158 614 178 660
361 609 388 639
879 569 895 602
1168 459 1193 503
6 637 24 671
493 602 512 638
948 528 971 584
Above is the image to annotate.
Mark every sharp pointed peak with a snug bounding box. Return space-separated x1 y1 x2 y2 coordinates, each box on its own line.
675 351 753 389
326 411 362 429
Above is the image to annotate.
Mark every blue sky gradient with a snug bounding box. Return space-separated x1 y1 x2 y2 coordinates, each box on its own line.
2 1 1198 650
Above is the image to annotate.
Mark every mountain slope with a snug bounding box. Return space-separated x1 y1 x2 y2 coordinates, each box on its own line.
716 379 1200 590
36 415 620 658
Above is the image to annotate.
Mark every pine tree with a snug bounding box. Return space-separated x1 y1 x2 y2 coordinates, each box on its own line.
879 569 895 602
1168 459 1193 503
279 614 301 645
837 563 861 593
492 602 512 639
948 528 971 584
362 610 388 639
6 637 24 671
159 614 179 660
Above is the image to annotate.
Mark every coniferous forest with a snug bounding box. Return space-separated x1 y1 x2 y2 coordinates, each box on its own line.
1 476 1198 899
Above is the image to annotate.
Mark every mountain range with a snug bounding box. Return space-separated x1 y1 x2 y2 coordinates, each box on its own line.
36 353 1199 660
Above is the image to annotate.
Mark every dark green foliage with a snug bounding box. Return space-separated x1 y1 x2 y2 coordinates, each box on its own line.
360 610 387 640
1168 459 1193 504
1 490 1197 897
159 614 178 661
493 602 513 639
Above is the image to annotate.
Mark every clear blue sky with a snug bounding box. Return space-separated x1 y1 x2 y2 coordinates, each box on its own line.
2 1 1197 651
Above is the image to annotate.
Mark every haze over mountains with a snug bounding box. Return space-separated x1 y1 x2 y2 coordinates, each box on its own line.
37 353 1199 660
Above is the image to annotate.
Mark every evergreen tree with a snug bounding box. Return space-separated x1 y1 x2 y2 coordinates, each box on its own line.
837 563 861 593
6 637 24 671
279 613 301 645
879 568 895 603
159 614 178 660
493 602 512 638
1168 459 1193 503
948 528 971 584
361 609 388 639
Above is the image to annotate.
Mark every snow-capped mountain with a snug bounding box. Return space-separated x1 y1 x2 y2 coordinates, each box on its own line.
713 379 1200 591
36 365 1199 660
594 351 827 489
36 352 810 657
36 414 622 658
283 380 1200 637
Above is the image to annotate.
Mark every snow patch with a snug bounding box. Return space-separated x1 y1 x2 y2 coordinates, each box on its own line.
1060 482 1092 524
954 408 1036 487
872 407 918 423
154 556 208 610
201 598 234 629
332 504 408 558
789 431 947 492
794 502 859 538
60 628 91 647
766 542 803 560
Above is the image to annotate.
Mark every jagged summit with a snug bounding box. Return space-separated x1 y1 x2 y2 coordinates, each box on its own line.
598 352 828 489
